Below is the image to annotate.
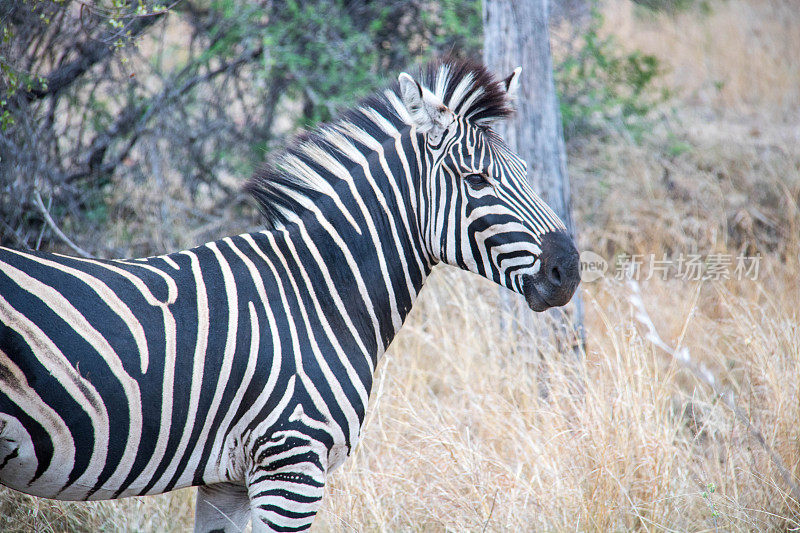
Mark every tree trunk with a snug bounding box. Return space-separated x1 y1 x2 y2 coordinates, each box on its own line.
483 0 585 350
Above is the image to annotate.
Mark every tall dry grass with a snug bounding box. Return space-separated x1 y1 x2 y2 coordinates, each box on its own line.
313 265 799 531
2 0 799 530
604 0 800 116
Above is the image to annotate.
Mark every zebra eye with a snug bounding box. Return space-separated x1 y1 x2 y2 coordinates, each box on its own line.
463 172 492 190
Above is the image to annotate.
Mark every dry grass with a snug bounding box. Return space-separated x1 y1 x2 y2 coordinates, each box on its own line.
604 0 800 116
0 487 195 532
3 0 800 530
313 265 800 531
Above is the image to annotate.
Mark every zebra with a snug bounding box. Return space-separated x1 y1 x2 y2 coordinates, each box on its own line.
0 58 580 531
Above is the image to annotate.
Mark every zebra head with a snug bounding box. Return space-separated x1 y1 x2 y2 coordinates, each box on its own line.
396 61 580 311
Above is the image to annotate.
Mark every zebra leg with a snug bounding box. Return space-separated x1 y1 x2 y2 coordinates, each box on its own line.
247 445 328 532
194 482 251 533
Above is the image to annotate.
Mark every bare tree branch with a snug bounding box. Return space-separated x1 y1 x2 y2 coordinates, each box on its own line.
25 10 165 101
32 189 91 258
67 44 265 184
627 277 800 504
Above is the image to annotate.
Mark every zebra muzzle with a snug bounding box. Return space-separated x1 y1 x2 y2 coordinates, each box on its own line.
522 231 580 311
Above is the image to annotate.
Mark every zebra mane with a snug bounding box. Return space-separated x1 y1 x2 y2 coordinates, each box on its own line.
245 58 513 227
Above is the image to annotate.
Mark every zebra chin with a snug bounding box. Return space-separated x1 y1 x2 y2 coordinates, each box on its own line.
521 276 551 312
521 271 578 311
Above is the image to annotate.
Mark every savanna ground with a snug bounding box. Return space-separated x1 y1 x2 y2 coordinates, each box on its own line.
1 0 799 530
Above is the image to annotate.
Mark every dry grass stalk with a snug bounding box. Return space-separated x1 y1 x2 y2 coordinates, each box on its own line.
627 275 800 505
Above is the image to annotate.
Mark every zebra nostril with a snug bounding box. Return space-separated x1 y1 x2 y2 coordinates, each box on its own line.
548 265 563 287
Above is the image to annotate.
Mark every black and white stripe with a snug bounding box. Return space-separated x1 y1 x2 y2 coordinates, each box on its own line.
0 58 579 532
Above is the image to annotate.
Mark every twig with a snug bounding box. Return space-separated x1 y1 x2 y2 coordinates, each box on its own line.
26 6 165 100
32 189 92 258
482 489 498 533
73 0 184 19
625 276 800 504
69 44 264 184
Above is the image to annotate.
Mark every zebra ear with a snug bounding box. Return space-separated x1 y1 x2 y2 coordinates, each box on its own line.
398 72 454 142
503 67 522 99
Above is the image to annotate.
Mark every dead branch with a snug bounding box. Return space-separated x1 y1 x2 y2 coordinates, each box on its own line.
32 189 91 258
626 276 800 504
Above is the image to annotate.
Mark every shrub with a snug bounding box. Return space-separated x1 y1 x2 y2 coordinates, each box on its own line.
555 5 667 141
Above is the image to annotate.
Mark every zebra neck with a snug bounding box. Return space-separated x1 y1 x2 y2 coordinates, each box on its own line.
253 131 432 367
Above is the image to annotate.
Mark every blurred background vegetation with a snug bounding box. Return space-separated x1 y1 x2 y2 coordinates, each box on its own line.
2 0 800 531
0 0 668 257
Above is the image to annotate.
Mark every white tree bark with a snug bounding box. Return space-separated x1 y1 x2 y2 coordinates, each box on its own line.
483 0 585 346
